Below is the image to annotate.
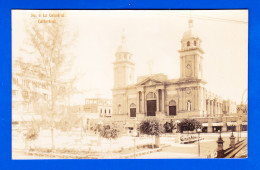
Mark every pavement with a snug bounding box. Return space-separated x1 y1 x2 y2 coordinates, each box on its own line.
136 132 247 159
12 130 247 159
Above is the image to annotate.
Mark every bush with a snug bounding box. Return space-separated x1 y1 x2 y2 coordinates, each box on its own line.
99 122 120 140
25 122 40 141
139 117 164 136
179 119 202 133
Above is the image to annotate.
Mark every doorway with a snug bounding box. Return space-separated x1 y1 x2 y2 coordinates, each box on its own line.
169 106 176 116
147 100 156 116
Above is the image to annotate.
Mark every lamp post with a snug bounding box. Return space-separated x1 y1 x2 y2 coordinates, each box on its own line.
133 131 138 158
197 128 201 157
230 128 235 148
216 129 224 158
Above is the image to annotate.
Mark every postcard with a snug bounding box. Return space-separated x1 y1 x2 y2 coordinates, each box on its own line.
12 10 248 159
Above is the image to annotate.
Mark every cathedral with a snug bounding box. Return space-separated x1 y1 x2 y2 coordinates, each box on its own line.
112 19 227 120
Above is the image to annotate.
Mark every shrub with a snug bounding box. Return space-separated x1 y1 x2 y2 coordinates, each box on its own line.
99 122 120 140
179 119 202 133
139 117 164 136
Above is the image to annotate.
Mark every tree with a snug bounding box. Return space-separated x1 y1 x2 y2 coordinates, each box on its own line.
99 122 121 153
139 117 164 148
24 121 40 150
18 11 78 151
178 119 202 133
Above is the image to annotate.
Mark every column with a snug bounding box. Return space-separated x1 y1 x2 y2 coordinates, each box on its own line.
210 100 213 116
206 100 210 116
136 91 139 114
142 91 145 115
156 89 159 113
217 103 219 115
162 89 165 114
214 101 217 117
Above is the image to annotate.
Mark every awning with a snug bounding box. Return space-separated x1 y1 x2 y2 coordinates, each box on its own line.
202 123 208 126
212 122 223 126
202 122 223 126
242 122 248 125
227 122 238 126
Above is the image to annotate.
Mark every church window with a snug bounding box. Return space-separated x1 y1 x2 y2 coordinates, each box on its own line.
194 41 197 46
187 100 191 111
187 41 190 47
105 109 106 113
146 92 156 100
118 104 121 114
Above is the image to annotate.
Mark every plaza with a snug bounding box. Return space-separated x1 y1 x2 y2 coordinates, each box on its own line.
12 128 247 159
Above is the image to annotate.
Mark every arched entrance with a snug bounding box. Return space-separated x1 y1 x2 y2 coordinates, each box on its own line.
169 100 177 116
130 103 136 117
146 92 157 116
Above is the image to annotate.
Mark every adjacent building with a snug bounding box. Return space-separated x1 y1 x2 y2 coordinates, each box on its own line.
12 59 66 125
84 98 112 117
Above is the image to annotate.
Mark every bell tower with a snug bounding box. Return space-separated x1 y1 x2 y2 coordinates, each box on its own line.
179 19 204 80
113 32 135 88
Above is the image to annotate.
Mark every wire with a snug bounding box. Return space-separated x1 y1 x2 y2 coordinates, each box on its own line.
157 11 248 24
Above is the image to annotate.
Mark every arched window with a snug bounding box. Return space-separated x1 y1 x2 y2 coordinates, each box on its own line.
105 109 106 113
169 100 176 106
187 100 191 111
187 41 190 47
118 104 121 114
130 103 136 108
100 108 102 113
146 92 156 100
194 41 197 46
109 109 111 113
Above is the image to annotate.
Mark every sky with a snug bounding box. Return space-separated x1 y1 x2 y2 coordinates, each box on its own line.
12 10 248 105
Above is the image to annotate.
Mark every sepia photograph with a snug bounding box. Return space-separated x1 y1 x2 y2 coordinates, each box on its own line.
12 10 248 159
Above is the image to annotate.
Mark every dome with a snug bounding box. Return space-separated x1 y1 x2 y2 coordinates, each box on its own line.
182 19 199 41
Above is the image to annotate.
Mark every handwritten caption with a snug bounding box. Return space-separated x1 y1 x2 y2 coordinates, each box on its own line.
31 12 65 23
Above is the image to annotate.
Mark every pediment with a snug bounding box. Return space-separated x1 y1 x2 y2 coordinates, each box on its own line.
137 78 163 86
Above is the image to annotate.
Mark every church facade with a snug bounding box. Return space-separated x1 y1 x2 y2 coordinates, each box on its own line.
112 19 226 120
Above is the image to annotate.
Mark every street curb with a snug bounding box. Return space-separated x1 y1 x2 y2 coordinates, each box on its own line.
25 145 170 159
